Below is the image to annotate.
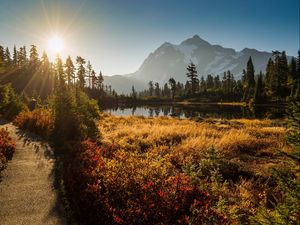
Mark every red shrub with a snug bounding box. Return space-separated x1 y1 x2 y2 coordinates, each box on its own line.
0 128 16 173
63 140 227 225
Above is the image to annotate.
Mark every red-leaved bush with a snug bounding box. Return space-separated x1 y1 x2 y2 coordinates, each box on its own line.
63 140 227 225
0 128 16 173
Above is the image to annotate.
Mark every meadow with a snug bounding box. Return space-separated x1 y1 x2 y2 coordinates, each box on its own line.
63 113 296 224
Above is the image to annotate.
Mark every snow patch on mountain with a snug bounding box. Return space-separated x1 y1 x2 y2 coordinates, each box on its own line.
174 44 198 64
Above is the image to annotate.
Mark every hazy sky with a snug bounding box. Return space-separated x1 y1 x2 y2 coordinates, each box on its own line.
0 0 299 75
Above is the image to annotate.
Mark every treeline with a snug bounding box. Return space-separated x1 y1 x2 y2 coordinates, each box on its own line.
0 44 118 106
134 51 300 104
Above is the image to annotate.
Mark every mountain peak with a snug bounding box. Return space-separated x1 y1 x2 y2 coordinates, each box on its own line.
180 35 211 47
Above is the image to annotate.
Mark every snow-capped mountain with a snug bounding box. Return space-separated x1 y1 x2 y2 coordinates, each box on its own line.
104 35 279 94
130 35 273 83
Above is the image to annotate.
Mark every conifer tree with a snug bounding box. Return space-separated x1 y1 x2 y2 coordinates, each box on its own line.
247 56 255 88
97 71 104 90
288 57 297 98
294 50 300 100
265 58 274 97
13 45 17 66
76 56 86 89
148 81 154 96
0 45 4 68
154 82 160 97
4 47 11 67
186 61 198 95
65 56 75 86
87 61 92 88
243 56 256 101
168 78 176 100
41 51 50 75
200 76 206 93
91 70 96 89
254 71 264 103
131 86 137 99
29 45 39 65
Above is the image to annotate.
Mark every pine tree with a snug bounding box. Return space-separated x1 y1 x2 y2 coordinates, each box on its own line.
4 47 11 67
200 76 206 93
131 86 137 99
148 81 154 96
247 56 255 88
91 70 96 89
41 51 50 75
29 45 39 65
265 58 274 97
288 57 297 98
186 61 198 95
87 61 92 88
163 83 170 97
294 50 300 100
97 71 104 90
65 56 75 86
0 45 4 69
168 78 176 100
76 56 86 89
254 71 264 103
214 75 221 90
243 57 256 101
154 82 160 97
13 45 17 66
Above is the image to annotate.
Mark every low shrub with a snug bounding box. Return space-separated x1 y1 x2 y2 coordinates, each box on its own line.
0 128 16 175
14 108 54 139
64 140 227 225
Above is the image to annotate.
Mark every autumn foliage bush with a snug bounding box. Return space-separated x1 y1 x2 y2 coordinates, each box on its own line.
0 128 16 174
13 108 54 139
64 140 227 225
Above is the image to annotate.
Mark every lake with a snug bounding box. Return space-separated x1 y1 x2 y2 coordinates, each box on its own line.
104 104 287 119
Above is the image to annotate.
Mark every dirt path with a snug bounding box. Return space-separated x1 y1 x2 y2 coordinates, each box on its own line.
0 121 66 225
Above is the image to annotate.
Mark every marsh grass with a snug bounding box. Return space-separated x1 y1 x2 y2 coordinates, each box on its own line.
98 113 294 223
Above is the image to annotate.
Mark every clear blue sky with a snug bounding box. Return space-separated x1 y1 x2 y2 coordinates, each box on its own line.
0 0 299 75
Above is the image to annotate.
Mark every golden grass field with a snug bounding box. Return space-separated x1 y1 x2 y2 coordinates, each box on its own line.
98 113 296 223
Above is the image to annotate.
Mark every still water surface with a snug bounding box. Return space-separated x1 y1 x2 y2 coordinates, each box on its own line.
104 104 286 119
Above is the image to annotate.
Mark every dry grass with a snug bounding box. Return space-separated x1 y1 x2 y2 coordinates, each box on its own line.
99 114 288 172
97 114 295 223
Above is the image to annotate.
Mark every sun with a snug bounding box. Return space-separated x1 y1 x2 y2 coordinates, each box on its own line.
48 36 64 53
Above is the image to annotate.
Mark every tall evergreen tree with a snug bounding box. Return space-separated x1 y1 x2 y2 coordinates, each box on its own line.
76 56 86 89
265 58 274 97
29 45 39 65
13 45 17 66
0 45 4 69
246 56 256 88
200 76 206 93
4 47 11 67
288 57 297 98
87 61 92 88
254 71 264 103
154 82 160 97
186 61 198 95
148 81 154 96
65 56 75 86
168 78 176 100
243 56 256 101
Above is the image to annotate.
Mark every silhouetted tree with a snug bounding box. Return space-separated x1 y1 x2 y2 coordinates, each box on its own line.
168 78 176 100
186 61 198 94
76 56 86 89
65 56 75 86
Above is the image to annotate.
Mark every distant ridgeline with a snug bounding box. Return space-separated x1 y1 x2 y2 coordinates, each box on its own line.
0 44 118 106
